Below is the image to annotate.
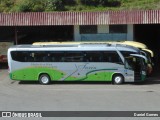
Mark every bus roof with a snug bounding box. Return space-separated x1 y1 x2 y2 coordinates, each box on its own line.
33 41 153 56
142 48 154 57
9 44 140 53
32 41 147 49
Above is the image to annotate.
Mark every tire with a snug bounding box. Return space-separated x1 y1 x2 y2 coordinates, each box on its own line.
39 74 50 85
113 74 124 85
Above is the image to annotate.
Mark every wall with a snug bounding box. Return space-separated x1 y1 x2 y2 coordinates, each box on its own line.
74 25 133 41
127 24 133 41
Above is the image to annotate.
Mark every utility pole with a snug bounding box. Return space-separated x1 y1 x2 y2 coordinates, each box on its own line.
15 26 18 45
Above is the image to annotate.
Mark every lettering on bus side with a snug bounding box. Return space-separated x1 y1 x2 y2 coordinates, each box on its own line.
31 63 57 68
84 66 96 70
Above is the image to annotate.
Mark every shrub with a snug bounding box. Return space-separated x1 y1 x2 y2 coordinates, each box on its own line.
63 0 76 6
100 0 121 7
80 0 121 7
45 0 65 11
80 0 99 6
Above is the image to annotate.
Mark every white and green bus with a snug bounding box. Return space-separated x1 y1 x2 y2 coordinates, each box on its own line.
8 43 147 84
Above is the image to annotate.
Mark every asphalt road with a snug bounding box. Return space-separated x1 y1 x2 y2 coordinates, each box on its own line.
0 69 160 120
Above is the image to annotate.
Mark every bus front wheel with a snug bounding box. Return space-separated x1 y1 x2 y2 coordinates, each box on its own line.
39 74 50 85
112 74 124 84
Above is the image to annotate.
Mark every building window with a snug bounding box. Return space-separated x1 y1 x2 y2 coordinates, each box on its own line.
80 25 97 34
109 25 127 33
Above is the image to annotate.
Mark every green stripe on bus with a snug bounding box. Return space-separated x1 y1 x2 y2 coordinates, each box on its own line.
10 67 65 81
10 67 115 81
65 69 116 81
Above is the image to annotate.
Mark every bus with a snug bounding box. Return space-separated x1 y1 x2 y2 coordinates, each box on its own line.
32 41 154 58
0 42 13 63
8 43 147 85
33 41 154 75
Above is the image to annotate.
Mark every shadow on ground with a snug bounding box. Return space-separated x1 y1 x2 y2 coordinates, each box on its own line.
18 76 160 85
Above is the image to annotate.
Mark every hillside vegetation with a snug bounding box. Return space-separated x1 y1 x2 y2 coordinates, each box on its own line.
0 0 160 13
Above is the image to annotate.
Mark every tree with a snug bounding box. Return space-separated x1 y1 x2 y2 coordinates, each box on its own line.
0 0 14 12
13 0 44 12
80 0 99 6
63 0 76 6
45 0 65 11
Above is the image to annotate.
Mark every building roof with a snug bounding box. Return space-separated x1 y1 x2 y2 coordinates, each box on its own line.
0 10 160 26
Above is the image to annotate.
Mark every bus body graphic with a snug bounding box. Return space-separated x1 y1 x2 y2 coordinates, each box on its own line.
10 63 127 81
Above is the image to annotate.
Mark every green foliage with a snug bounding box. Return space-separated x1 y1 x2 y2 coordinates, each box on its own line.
63 0 76 6
45 0 65 11
0 0 159 12
106 0 121 7
80 0 100 6
12 0 65 12
79 0 121 7
0 0 14 12
13 0 45 12
15 0 32 12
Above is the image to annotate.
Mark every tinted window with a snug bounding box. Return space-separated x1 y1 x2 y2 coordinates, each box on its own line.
49 52 64 62
11 51 29 62
64 52 84 62
120 51 136 57
11 51 52 62
11 51 122 64
103 51 123 64
85 52 102 62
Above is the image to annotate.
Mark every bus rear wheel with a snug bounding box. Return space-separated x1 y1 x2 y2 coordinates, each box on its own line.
39 74 50 85
112 74 124 84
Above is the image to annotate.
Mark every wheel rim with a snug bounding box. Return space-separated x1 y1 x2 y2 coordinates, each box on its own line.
114 76 122 84
41 76 49 84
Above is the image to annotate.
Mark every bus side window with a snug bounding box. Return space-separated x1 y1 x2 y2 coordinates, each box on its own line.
103 52 110 62
85 52 101 62
11 51 28 62
34 52 52 62
48 53 55 62
51 52 64 62
27 53 34 62
24 54 30 62
103 51 123 64
61 57 65 62
112 53 123 64
43 56 49 62
64 52 83 62
51 57 55 62
103 55 112 62
43 54 52 62
107 56 112 62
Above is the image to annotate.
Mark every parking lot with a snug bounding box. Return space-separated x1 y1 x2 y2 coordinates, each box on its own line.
0 69 160 120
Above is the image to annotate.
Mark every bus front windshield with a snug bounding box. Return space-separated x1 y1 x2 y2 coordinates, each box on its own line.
125 56 144 71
